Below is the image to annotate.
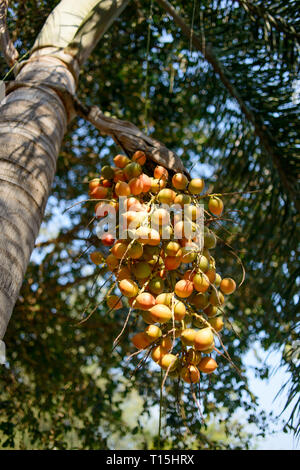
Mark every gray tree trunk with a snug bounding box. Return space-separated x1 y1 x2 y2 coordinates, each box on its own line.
0 0 130 339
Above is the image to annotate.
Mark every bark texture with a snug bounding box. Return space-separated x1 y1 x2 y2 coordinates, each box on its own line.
0 56 75 339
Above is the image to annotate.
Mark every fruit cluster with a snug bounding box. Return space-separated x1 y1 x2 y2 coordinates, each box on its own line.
88 150 236 384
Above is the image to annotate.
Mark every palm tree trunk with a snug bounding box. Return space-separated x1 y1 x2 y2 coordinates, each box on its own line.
0 0 130 339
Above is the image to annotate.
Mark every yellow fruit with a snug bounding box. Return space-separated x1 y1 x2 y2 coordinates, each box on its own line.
144 324 162 341
193 273 210 293
149 304 172 323
188 178 205 195
181 328 197 346
174 280 194 298
208 316 224 332
118 279 139 298
185 349 202 365
160 354 178 371
208 196 224 216
194 328 214 351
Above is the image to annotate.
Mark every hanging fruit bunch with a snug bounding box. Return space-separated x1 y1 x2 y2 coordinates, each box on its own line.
88 150 237 385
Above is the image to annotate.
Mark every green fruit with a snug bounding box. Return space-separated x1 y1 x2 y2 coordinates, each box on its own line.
204 230 217 249
132 262 152 279
148 277 165 295
124 162 142 180
101 165 114 179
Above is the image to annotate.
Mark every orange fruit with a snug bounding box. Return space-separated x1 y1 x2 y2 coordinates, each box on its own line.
181 328 197 346
198 357 218 374
90 252 103 265
131 332 151 350
181 365 200 383
114 154 131 168
135 292 156 310
115 181 131 197
154 165 168 181
220 278 236 295
174 280 194 298
132 150 146 165
172 173 188 190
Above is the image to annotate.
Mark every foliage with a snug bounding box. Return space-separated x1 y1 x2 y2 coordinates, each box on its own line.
0 0 299 448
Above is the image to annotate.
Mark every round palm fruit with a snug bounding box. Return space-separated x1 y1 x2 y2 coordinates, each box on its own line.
191 292 210 309
194 328 214 351
188 178 205 195
173 193 191 207
181 246 198 264
106 254 119 271
154 165 168 181
101 233 115 246
150 178 166 193
160 354 178 371
111 242 128 259
220 278 236 295
129 177 144 195
124 162 142 180
116 265 131 281
164 256 181 271
185 349 202 365
89 178 100 192
165 241 181 257
203 304 218 318
204 229 217 249
198 357 218 374
101 165 114 180
208 316 224 332
115 181 131 197
107 295 123 310
131 332 151 350
141 310 156 324
157 188 176 205
132 261 152 279
208 196 224 216
172 173 188 190
197 255 209 272
132 150 146 165
160 336 173 351
181 328 197 346
209 290 225 306
144 324 162 341
90 251 103 265
149 304 172 323
183 270 195 281
181 364 200 384
193 273 210 293
135 293 156 310
114 154 131 168
113 169 126 182
148 277 165 295
119 279 139 298
173 300 186 321
155 292 173 306
139 173 152 193
127 242 143 259
215 273 222 287
175 280 194 298
151 345 168 363
90 186 108 199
